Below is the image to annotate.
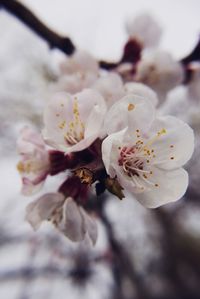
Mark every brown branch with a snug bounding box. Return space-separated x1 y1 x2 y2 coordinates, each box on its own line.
0 0 143 71
0 266 70 282
0 0 75 55
181 37 200 65
96 195 149 299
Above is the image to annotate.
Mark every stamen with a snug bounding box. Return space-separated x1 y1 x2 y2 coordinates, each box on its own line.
128 103 135 111
59 99 85 146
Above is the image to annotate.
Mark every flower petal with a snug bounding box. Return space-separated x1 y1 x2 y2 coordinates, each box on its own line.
148 116 194 170
43 89 106 153
124 82 158 106
93 72 125 108
17 126 45 155
135 167 188 208
60 197 86 242
25 193 64 230
102 129 127 177
21 173 47 196
126 13 162 48
43 92 74 150
104 94 155 135
80 208 97 245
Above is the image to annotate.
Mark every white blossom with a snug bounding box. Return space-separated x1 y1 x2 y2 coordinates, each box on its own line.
55 50 99 94
92 72 125 108
102 96 194 208
26 193 97 245
135 50 184 102
43 89 107 153
17 126 50 196
126 13 162 48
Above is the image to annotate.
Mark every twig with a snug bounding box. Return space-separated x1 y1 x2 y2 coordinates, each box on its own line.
153 208 200 298
181 38 200 65
0 265 70 282
96 195 148 299
0 0 75 55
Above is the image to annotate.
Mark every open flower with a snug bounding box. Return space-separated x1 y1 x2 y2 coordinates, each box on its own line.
43 89 107 153
102 109 194 207
135 50 184 102
126 13 162 48
17 127 50 196
26 193 97 245
56 50 99 94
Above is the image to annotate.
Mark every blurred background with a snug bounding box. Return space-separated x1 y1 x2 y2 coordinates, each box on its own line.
0 1 200 298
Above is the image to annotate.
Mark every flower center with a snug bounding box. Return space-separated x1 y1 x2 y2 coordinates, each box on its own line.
118 128 169 191
118 146 145 177
58 99 85 145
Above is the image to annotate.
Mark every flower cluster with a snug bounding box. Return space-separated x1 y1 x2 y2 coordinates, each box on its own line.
17 13 195 245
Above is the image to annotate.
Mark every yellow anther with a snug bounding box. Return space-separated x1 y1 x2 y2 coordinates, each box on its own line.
128 103 135 111
58 120 66 129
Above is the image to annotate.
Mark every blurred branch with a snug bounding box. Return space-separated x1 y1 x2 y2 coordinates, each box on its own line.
154 208 200 298
181 38 200 65
181 37 200 83
0 265 70 282
0 0 142 71
95 195 148 299
0 0 75 55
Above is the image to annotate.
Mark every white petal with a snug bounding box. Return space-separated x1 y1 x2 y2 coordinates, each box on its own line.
93 72 125 108
60 197 86 242
104 94 155 135
60 50 99 75
76 89 107 137
124 82 158 106
80 208 98 245
126 13 162 48
43 92 73 148
102 129 127 177
21 175 47 196
135 51 184 100
43 89 106 153
17 126 45 154
148 116 194 170
25 193 64 230
135 168 188 208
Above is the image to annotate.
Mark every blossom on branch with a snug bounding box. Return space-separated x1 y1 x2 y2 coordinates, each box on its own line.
135 50 184 102
26 193 97 245
56 50 99 94
126 13 162 49
92 72 125 108
17 127 50 195
43 89 107 153
102 97 194 208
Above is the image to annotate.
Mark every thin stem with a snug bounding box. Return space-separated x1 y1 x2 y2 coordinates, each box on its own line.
97 196 148 299
0 0 75 55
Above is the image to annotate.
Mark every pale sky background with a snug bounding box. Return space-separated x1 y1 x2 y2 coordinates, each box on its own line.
21 0 200 60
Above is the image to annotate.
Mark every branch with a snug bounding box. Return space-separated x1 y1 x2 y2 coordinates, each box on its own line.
0 0 143 71
0 265 70 282
181 37 200 65
0 0 75 55
96 195 149 299
180 37 200 83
